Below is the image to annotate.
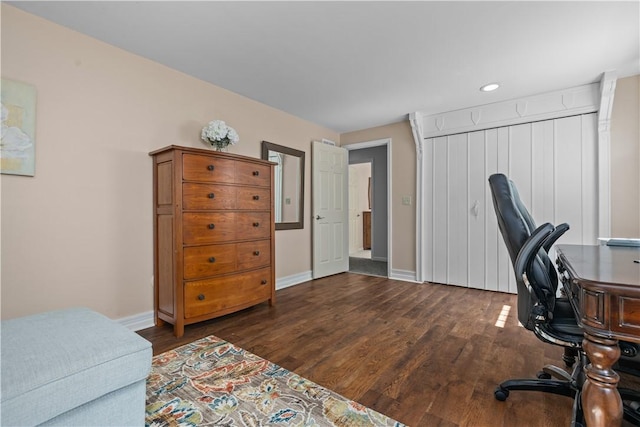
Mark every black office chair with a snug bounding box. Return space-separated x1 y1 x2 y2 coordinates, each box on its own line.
488 173 640 426
509 179 580 369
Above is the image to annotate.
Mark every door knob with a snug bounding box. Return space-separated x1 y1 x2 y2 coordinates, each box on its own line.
315 215 325 220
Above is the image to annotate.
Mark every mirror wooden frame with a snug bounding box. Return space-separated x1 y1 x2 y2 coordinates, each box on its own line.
261 141 305 230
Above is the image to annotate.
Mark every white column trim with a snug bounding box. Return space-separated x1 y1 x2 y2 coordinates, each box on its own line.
597 71 617 238
409 112 426 283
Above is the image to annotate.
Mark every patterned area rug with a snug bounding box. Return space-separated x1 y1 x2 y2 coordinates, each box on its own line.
146 335 405 426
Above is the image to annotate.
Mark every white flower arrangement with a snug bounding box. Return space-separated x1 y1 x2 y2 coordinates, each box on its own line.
201 120 239 150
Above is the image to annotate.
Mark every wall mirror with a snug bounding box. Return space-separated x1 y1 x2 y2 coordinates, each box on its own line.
261 141 305 230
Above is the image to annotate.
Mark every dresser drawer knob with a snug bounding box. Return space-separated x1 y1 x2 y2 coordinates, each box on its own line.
253 171 260 176
208 223 215 229
208 193 215 199
207 165 214 171
253 251 260 256
261 279 267 285
198 294 205 300
253 195 260 200
253 222 260 227
209 257 216 263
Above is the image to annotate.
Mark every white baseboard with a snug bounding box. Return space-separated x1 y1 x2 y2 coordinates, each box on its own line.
119 272 314 331
117 310 155 332
276 270 313 290
389 269 419 283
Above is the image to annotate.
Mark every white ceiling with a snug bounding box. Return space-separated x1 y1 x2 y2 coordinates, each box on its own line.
9 1 640 133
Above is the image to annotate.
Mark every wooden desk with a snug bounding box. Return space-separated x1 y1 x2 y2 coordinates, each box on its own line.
555 244 640 427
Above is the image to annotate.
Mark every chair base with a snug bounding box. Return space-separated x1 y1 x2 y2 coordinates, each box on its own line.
542 364 573 381
495 376 640 426
495 377 583 426
620 388 640 425
564 347 579 368
494 378 577 400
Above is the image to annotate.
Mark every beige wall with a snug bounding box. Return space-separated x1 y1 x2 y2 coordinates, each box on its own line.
611 74 640 238
341 121 417 273
0 5 339 320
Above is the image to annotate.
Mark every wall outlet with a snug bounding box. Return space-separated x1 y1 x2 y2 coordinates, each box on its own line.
402 196 412 206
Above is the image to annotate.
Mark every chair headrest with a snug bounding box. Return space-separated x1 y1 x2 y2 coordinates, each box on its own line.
488 173 531 266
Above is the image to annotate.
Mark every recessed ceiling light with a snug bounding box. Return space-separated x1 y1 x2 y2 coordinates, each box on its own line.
480 83 500 92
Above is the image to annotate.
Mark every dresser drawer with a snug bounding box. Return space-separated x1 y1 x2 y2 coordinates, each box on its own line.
183 154 235 183
183 212 271 244
237 240 271 270
236 187 271 210
236 212 271 240
235 161 271 187
183 183 236 210
183 213 236 244
184 268 272 318
183 243 237 279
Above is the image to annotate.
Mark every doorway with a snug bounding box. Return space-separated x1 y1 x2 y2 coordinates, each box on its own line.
346 139 391 277
348 162 371 258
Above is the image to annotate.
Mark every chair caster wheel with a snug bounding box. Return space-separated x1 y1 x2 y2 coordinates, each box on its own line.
537 371 552 379
495 387 509 401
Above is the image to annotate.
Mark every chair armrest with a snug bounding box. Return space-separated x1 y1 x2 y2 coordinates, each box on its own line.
515 223 554 307
542 223 570 252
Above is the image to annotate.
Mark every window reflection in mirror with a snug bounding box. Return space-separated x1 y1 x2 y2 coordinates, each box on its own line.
261 141 305 230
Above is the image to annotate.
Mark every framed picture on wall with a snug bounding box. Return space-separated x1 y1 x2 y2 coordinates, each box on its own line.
1 78 37 176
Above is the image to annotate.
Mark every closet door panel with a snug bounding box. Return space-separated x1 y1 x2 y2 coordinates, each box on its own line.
432 136 449 284
555 116 584 244
509 123 533 209
447 134 468 287
484 129 500 292
497 127 513 293
468 131 487 289
531 120 556 225
424 138 435 283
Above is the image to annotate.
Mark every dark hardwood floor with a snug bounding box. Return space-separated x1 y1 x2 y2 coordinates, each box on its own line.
137 272 637 426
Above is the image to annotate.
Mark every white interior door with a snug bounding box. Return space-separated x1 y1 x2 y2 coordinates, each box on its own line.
312 141 349 279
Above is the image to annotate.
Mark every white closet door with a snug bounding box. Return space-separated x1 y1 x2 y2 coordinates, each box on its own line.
423 113 598 293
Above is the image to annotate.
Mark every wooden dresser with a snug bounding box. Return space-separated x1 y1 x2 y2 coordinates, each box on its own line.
150 145 275 337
